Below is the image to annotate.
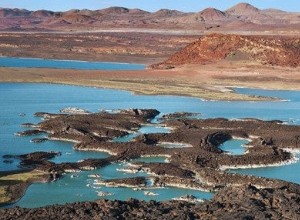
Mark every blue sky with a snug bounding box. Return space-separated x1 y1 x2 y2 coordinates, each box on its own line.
0 0 299 12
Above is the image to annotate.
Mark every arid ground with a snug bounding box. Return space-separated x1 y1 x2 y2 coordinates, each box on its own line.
0 31 299 101
1 61 300 101
0 2 299 101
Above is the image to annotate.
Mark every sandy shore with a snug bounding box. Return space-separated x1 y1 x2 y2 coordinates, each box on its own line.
0 60 299 101
0 31 299 101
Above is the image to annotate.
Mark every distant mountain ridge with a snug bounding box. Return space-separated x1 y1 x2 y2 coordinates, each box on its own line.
0 3 299 31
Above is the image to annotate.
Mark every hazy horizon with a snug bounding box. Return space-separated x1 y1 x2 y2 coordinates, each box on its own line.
0 0 299 13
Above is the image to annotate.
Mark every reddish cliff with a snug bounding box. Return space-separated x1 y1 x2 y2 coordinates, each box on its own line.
152 33 300 68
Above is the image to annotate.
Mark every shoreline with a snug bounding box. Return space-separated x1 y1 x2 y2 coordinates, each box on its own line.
220 155 299 171
0 55 146 65
0 69 297 102
1 52 300 101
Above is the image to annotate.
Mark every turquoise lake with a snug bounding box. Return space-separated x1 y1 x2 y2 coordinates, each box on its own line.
219 139 249 155
1 71 300 207
0 57 145 70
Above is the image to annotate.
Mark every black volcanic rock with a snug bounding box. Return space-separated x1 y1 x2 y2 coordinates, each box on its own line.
161 112 200 120
119 109 160 120
141 163 195 179
30 138 48 143
14 129 46 136
99 176 147 187
34 112 66 118
7 108 300 218
18 151 61 161
21 123 36 127
198 184 300 219
3 151 61 170
1 185 300 219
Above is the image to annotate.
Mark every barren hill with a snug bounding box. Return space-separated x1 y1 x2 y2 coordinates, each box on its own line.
59 13 95 24
198 8 228 21
151 33 300 68
153 9 184 17
226 3 260 15
226 3 271 24
31 10 55 17
98 6 130 14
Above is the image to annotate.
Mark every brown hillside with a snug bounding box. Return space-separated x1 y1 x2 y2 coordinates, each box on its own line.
60 13 95 24
153 9 184 17
0 8 30 17
98 7 130 14
198 8 228 21
226 3 260 15
31 10 54 17
152 33 300 68
226 3 270 23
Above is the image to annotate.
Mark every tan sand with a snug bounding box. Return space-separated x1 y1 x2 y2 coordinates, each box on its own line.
0 60 299 101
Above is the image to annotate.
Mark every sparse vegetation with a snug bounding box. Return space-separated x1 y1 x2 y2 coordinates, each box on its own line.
0 170 46 182
0 170 47 205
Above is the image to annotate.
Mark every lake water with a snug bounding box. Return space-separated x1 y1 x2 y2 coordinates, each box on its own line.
1 72 300 207
113 125 170 143
0 57 145 70
219 139 249 155
14 170 212 208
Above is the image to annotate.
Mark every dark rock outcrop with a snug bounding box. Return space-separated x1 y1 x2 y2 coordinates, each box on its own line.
30 138 48 143
14 130 46 136
161 112 200 120
97 176 147 188
1 184 300 220
119 109 160 120
18 110 300 190
3 151 61 170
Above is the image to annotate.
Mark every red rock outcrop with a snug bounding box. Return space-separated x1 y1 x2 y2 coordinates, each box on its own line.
152 33 300 68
